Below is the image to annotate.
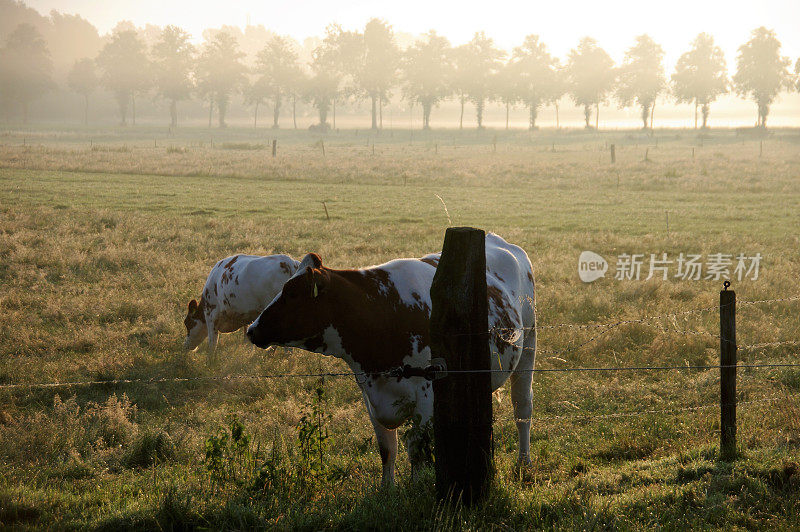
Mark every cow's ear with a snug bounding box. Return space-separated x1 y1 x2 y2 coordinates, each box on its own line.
310 268 329 298
188 299 197 312
299 253 323 271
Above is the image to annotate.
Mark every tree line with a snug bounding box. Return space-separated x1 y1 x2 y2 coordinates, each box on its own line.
1 18 799 130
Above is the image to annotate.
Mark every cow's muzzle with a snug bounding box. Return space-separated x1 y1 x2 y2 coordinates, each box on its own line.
246 322 269 349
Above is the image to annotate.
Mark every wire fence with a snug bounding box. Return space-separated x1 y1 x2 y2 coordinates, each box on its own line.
1 293 798 425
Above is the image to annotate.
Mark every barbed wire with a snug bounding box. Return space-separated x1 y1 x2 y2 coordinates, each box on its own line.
3 361 800 391
520 390 800 425
1 294 797 392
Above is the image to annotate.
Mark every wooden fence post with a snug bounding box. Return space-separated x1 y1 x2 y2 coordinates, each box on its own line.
430 227 493 506
610 144 616 163
272 139 277 157
720 281 737 461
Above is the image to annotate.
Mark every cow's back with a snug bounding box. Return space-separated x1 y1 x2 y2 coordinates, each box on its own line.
485 233 536 322
205 254 299 332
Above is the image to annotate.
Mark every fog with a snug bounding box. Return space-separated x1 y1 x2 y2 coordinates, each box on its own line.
1 0 798 128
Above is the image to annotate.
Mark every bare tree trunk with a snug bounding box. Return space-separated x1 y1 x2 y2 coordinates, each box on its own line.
529 105 538 130
595 103 599 130
694 100 698 129
423 102 431 129
272 95 281 128
650 99 655 130
459 97 464 129
583 104 591 128
208 97 213 128
701 103 710 129
476 99 484 129
218 97 227 128
505 101 509 130
292 95 297 129
641 104 649 129
379 94 383 129
555 101 559 129
253 101 259 128
84 94 89 126
333 98 336 130
371 95 377 130
170 99 177 129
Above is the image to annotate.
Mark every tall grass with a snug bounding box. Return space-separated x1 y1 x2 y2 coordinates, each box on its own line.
0 127 799 528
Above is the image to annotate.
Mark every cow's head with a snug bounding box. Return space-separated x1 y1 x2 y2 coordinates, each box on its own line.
183 299 207 350
246 253 333 350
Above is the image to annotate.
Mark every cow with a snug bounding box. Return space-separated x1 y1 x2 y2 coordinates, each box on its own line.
246 234 536 486
184 254 300 355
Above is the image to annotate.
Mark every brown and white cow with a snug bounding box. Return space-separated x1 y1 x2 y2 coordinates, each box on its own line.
246 234 536 486
184 254 299 354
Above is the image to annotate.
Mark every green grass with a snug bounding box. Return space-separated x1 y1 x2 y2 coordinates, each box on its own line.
1 126 800 529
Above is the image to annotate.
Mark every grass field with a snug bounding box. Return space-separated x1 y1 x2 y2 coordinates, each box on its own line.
1 126 800 529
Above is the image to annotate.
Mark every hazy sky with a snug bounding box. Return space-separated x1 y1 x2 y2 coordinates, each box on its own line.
26 0 800 67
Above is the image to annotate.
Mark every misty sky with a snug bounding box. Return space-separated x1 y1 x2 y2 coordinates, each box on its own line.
25 0 800 68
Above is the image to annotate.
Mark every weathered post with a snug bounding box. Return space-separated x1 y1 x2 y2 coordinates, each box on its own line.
610 144 616 163
272 139 277 157
430 227 493 506
720 280 737 461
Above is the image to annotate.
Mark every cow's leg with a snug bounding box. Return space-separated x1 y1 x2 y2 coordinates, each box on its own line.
205 315 218 362
362 390 397 487
509 344 534 466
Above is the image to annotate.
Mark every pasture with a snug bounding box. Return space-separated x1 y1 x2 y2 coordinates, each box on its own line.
1 126 800 529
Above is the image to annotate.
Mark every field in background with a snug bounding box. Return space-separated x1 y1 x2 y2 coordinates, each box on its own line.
1 126 800 529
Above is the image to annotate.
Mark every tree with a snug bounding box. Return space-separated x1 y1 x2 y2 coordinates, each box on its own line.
733 27 791 128
460 32 505 129
306 24 354 130
0 24 54 123
795 58 800 92
615 35 666 130
67 58 97 125
550 65 567 129
195 32 246 128
494 60 517 130
511 35 559 130
565 37 615 129
96 29 150 126
450 44 471 129
356 19 399 130
152 25 195 128
401 31 452 130
251 36 303 129
671 33 728 129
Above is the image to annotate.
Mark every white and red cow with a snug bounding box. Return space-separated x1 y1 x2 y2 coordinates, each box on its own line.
246 234 536 486
184 254 300 354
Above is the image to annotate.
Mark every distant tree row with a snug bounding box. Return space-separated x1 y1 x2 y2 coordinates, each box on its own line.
1 20 798 130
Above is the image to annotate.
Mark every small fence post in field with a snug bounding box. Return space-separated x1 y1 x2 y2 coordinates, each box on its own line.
720 280 737 461
610 144 616 163
759 140 763 158
272 139 277 157
321 140 325 157
430 227 493 506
